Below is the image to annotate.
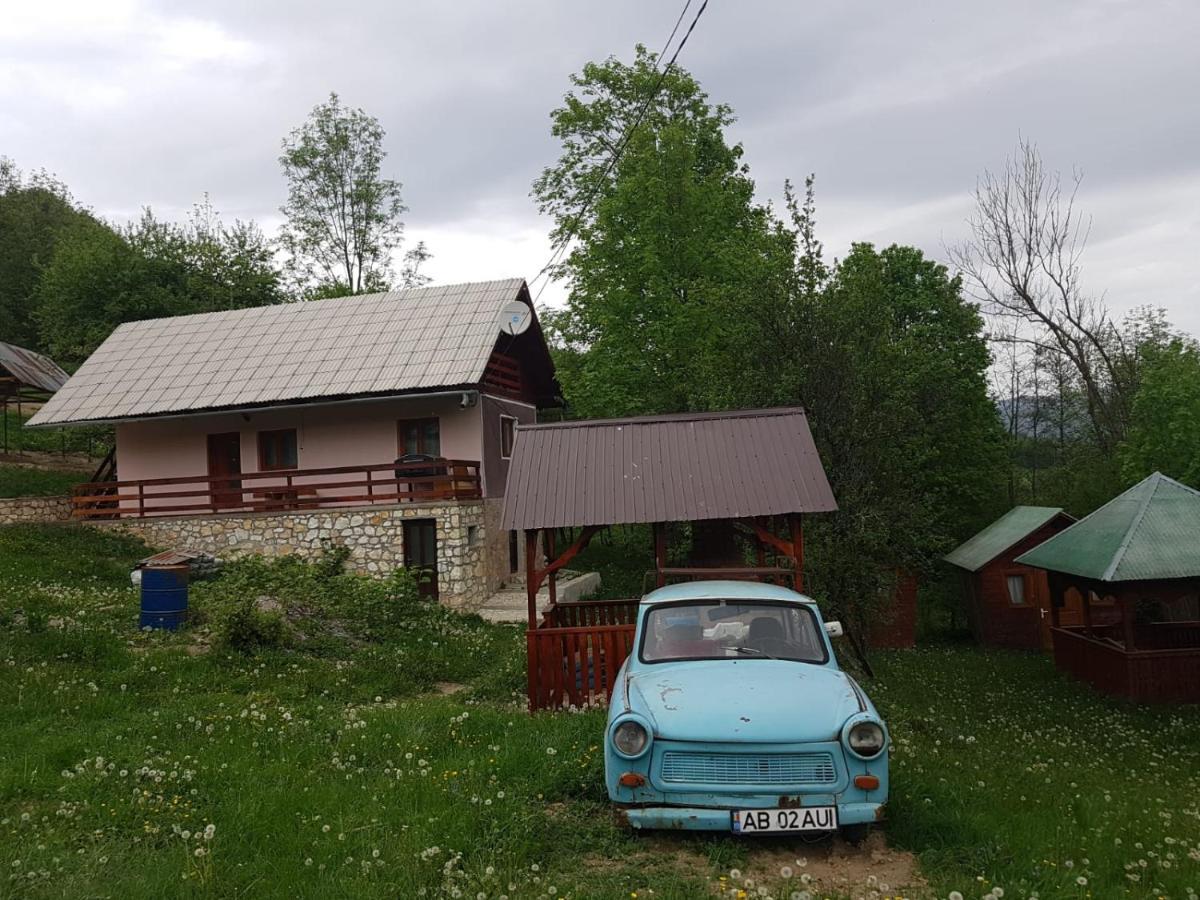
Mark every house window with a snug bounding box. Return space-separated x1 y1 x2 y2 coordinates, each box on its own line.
500 415 517 458
1006 574 1027 606
258 429 298 471
398 418 441 457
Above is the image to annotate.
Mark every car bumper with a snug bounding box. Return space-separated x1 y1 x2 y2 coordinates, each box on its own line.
618 801 884 831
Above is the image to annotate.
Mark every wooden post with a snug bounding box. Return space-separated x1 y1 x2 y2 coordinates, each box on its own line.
547 528 558 607
1121 592 1137 651
790 513 804 592
525 529 539 627
653 522 667 588
1080 583 1093 636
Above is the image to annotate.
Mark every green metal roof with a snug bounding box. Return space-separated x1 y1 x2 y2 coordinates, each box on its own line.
944 506 1069 572
1015 472 1200 582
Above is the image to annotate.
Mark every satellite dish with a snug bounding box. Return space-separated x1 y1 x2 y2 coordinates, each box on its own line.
499 300 532 336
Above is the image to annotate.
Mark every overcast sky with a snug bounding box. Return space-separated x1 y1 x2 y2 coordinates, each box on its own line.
3 0 1198 332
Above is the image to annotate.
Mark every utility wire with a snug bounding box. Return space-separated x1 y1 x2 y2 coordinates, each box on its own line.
530 0 711 304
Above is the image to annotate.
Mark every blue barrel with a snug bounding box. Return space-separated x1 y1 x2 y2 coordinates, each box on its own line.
140 565 189 630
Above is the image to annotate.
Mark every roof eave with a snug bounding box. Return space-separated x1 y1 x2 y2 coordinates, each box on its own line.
25 383 486 429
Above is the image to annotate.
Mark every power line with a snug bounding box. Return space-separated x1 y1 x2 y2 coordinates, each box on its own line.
530 0 711 304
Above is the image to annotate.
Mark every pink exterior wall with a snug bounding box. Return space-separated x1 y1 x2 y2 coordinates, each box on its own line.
114 394 487 510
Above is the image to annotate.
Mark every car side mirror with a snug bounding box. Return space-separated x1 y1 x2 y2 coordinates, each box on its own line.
824 621 844 638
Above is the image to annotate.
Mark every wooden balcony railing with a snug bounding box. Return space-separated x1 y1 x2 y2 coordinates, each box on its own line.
70 459 481 519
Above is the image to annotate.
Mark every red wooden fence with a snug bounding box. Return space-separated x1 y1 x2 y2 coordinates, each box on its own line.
527 599 640 710
71 459 481 519
1051 625 1200 702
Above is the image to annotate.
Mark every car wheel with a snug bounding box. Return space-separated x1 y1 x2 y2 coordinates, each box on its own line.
839 823 870 846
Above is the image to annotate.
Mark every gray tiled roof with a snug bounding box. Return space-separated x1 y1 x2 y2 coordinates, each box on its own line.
29 278 528 426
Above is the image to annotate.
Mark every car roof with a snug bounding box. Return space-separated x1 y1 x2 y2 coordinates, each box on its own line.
641 580 816 605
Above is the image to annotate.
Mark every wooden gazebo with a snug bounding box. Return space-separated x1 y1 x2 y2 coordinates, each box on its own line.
501 408 838 710
1016 472 1200 703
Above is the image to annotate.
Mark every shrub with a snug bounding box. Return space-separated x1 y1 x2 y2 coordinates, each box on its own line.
193 550 425 650
215 595 289 651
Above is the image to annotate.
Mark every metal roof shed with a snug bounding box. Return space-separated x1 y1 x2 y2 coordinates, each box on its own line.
501 407 838 710
943 506 1078 651
1015 472 1200 702
0 341 70 454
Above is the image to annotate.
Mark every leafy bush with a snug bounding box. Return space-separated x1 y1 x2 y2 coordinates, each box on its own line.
193 549 424 651
215 595 289 651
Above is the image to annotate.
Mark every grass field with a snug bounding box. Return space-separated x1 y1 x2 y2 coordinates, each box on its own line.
0 408 112 459
1 524 1199 899
0 463 90 497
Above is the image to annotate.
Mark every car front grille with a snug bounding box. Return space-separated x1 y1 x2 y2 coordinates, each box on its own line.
659 750 838 786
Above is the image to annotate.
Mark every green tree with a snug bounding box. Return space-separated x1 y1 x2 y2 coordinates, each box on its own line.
1120 338 1200 488
0 159 106 351
36 202 284 367
739 239 1006 627
533 46 794 418
279 93 418 297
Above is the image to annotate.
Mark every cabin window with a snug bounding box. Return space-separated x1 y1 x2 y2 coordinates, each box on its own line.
1006 574 1027 606
500 415 517 458
398 418 440 457
258 429 298 471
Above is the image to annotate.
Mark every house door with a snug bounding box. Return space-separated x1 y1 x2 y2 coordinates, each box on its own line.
207 432 243 510
404 519 439 601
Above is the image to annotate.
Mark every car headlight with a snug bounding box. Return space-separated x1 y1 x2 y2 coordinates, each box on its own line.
847 721 886 758
612 720 650 758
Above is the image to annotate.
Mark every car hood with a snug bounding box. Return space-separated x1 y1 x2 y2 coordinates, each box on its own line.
625 660 864 744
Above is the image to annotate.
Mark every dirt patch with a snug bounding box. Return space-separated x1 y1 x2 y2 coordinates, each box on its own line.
733 830 928 899
591 829 927 899
434 681 466 695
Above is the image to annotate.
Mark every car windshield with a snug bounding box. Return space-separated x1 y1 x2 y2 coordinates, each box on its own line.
639 600 828 664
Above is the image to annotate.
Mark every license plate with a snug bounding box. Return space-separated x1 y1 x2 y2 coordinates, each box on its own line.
731 806 838 834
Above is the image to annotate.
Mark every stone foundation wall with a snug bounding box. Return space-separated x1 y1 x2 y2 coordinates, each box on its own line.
92 501 488 610
481 498 516 592
0 495 72 525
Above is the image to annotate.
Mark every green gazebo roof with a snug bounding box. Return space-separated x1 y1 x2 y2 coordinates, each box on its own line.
1015 472 1200 582
944 506 1069 572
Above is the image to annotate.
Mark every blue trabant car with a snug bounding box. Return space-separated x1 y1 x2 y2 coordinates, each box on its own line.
604 581 888 840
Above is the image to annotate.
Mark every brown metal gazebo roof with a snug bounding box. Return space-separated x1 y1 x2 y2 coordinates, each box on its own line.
501 407 837 530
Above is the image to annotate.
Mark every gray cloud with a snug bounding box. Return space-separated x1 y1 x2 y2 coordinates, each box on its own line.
3 0 1197 329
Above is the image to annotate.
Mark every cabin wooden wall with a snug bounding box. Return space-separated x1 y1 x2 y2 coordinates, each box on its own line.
870 573 918 649
971 518 1074 650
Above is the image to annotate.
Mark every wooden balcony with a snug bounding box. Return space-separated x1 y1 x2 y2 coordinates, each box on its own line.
71 459 481 520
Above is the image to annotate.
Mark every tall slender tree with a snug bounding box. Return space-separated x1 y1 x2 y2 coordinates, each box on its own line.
279 93 413 297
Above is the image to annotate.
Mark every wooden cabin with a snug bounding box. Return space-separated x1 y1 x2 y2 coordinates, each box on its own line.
500 408 839 711
1016 472 1200 703
26 279 561 607
945 506 1081 650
